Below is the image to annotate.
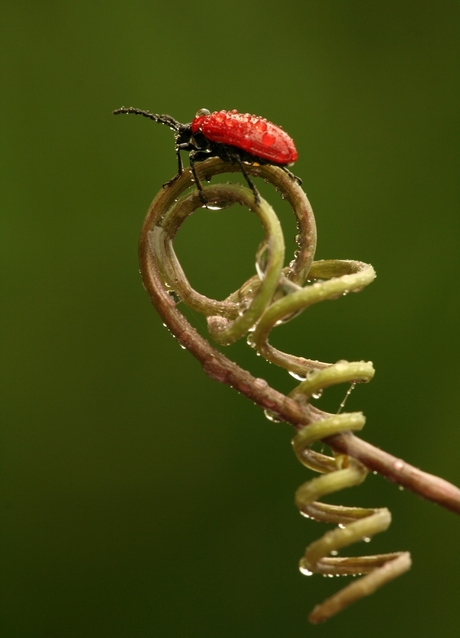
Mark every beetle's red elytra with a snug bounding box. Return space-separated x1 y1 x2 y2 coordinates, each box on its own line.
190 109 298 165
113 106 301 203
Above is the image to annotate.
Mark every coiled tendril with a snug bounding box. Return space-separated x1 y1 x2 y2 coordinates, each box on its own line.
136 157 456 622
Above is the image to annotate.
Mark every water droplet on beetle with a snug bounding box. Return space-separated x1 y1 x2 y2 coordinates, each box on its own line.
262 132 276 147
255 120 267 132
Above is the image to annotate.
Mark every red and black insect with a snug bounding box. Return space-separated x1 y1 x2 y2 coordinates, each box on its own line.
113 107 301 203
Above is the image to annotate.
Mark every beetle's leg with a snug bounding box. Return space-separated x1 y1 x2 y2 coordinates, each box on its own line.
229 152 261 205
281 165 302 186
162 148 185 188
188 152 207 205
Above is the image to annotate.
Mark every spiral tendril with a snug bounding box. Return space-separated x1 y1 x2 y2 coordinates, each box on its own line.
290 366 411 622
138 157 412 622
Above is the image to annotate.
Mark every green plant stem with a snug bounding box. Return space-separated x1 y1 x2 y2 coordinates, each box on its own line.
138 158 460 516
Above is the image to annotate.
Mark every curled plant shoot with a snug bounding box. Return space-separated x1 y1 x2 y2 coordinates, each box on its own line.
132 156 460 623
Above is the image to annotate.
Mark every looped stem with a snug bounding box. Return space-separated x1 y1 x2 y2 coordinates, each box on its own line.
251 260 376 375
151 182 286 343
139 157 460 514
137 156 460 623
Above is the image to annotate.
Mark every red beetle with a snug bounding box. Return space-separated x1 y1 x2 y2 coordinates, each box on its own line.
113 107 301 203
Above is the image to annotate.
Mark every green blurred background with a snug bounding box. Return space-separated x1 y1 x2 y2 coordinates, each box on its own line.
2 2 460 636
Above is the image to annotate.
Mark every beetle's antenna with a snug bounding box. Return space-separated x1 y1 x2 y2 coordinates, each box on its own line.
113 107 185 132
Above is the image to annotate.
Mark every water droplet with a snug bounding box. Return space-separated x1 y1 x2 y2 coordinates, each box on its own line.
254 378 268 390
394 460 404 471
264 409 282 423
299 566 313 576
262 132 276 147
246 334 257 349
337 382 356 414
288 370 307 381
255 242 269 279
237 299 250 316
312 389 323 400
363 537 371 543
330 550 338 556
205 200 232 211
